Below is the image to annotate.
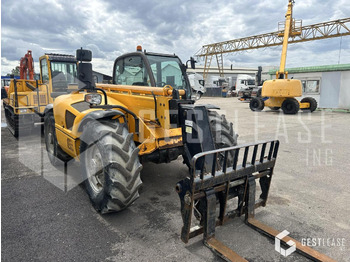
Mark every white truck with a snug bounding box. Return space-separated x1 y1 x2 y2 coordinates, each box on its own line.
236 74 256 90
236 74 261 100
188 73 206 100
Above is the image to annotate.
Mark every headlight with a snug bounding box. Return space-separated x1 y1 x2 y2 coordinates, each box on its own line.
84 93 102 105
18 108 28 113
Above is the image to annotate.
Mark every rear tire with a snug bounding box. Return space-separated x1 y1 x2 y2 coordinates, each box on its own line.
80 120 143 213
44 111 73 166
282 98 299 114
301 97 317 112
249 97 265 111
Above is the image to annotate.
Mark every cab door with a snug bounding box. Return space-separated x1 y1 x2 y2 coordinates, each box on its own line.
39 57 54 103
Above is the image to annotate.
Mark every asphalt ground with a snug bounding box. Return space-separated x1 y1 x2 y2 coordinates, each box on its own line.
1 97 350 262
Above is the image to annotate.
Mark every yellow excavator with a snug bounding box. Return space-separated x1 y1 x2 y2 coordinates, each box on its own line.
250 0 317 114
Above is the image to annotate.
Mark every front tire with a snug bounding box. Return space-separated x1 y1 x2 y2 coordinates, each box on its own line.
208 111 237 148
250 97 265 111
282 98 300 114
80 120 143 213
182 111 238 169
208 111 238 169
193 111 238 223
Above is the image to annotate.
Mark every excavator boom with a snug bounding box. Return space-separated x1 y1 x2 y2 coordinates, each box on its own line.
20 50 34 80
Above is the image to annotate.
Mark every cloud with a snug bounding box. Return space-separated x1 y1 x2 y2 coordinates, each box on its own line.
86 44 107 59
1 0 349 76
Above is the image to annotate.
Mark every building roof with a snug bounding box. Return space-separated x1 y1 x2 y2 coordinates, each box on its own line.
92 70 112 78
268 64 350 75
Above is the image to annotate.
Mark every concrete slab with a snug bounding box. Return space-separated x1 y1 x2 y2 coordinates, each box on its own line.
1 97 349 261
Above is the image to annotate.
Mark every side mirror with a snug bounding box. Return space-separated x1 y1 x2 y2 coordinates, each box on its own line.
186 57 196 70
190 57 196 69
76 48 92 62
76 48 94 90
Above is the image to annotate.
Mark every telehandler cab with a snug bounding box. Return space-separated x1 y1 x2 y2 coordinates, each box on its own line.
44 48 333 261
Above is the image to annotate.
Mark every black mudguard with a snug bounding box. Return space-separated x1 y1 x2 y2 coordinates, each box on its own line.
78 110 125 132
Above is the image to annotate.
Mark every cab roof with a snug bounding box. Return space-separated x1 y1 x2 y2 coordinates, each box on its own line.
44 53 76 62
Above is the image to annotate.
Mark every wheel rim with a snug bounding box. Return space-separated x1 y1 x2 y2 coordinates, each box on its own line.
86 144 105 194
252 100 259 109
285 102 293 112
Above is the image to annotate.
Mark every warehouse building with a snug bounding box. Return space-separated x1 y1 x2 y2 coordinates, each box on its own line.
92 70 112 83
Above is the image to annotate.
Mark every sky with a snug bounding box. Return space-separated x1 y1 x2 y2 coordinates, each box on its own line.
1 0 350 76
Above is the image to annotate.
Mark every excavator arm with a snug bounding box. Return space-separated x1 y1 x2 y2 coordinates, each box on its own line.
20 50 34 80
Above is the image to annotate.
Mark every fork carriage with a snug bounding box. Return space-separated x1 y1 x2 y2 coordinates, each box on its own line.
176 140 334 261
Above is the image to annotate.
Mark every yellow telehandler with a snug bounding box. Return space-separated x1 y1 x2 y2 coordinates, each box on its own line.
3 52 77 137
44 47 333 261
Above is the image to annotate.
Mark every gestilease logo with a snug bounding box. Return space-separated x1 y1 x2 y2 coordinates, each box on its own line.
275 230 296 257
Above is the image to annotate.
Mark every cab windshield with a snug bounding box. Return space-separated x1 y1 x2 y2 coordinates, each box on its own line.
247 80 255 85
146 55 191 97
51 61 77 84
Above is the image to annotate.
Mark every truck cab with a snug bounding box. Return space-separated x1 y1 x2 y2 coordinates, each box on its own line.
236 74 259 100
236 74 256 91
187 73 205 100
